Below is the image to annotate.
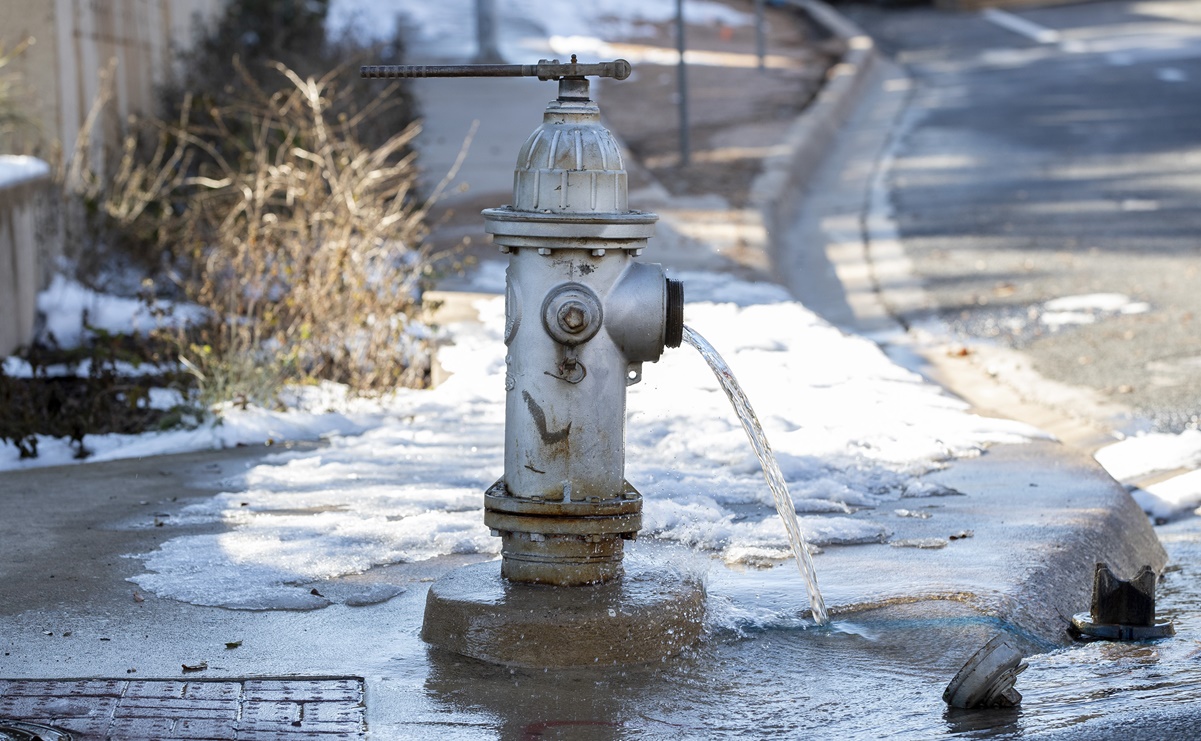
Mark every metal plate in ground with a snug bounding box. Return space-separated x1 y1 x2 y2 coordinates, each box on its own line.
0 677 365 739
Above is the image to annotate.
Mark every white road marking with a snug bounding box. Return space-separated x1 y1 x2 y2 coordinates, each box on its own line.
981 8 1061 44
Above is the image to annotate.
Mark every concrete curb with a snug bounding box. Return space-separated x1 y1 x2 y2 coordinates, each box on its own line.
749 0 881 266
755 1 1169 647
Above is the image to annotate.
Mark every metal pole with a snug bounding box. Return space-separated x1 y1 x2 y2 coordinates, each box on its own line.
676 0 690 167
474 0 504 64
362 60 633 80
755 0 766 71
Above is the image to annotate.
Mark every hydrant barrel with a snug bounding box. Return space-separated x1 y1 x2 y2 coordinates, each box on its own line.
482 73 683 585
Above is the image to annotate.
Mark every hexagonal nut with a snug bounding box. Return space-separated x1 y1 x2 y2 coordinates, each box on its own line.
558 302 589 333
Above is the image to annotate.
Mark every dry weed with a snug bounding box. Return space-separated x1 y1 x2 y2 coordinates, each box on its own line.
63 60 437 408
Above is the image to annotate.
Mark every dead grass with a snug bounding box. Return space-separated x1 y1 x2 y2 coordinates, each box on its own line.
61 59 438 408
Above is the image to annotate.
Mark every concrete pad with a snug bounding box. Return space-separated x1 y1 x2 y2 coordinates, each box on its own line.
422 561 704 668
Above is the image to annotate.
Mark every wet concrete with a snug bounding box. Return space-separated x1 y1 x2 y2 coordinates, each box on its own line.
422 561 704 668
0 435 1168 736
0 2 1184 736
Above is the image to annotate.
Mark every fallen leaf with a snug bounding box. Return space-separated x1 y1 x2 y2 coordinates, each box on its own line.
949 530 975 541
310 588 324 598
181 661 208 673
133 591 145 603
225 641 242 650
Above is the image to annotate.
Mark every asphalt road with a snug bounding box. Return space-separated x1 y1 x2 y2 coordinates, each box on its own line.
846 0 1201 434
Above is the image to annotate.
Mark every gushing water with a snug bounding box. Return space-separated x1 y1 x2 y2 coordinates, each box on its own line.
682 326 830 626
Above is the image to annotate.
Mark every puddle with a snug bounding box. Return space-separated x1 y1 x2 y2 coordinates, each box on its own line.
403 518 1201 738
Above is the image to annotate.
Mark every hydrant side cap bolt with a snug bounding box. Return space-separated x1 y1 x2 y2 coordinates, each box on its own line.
558 302 589 333
542 283 603 347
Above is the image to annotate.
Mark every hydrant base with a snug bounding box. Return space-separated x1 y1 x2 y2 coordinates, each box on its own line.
421 561 705 668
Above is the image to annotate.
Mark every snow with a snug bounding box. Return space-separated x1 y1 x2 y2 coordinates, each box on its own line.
1095 431 1201 519
1039 293 1150 328
0 155 50 188
1040 311 1096 328
2 355 178 380
1095 430 1201 482
0 381 417 470
11 0 1159 610
108 275 1043 610
35 275 203 348
1042 293 1148 314
1133 469 1201 520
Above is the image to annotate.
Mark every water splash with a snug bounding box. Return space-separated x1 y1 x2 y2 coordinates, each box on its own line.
682 326 830 626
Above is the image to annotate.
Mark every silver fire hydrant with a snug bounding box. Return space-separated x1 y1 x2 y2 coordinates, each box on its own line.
364 58 684 586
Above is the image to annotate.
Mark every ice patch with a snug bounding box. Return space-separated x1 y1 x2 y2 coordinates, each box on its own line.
1041 311 1096 327
890 538 948 550
1043 293 1138 313
105 275 1040 607
136 512 485 610
1039 293 1150 329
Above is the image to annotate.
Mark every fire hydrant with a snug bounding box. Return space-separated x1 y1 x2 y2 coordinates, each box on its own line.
363 58 684 586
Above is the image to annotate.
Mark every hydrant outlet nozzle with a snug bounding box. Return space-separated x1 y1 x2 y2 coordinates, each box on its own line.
666 279 685 349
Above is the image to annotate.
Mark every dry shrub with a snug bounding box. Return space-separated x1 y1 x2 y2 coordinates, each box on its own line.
167 61 434 401
46 0 438 409
0 37 35 148
60 58 436 409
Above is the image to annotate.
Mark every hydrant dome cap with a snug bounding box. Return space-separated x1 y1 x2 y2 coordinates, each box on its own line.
512 98 630 214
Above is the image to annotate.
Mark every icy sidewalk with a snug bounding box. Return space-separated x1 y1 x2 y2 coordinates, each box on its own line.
1 0 1170 623
0 1 1183 737
115 274 1042 612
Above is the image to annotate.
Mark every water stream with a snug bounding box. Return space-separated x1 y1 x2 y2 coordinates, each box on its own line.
682 325 830 626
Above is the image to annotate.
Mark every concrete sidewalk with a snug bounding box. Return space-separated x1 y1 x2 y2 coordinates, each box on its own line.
0 1 1172 738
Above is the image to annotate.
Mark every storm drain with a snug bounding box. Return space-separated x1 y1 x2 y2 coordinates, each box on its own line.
0 719 73 740
0 677 365 740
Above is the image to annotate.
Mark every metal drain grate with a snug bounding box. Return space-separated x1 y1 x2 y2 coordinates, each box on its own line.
0 678 365 739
